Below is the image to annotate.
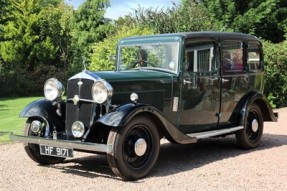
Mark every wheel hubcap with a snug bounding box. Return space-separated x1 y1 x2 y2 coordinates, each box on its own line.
251 119 259 132
134 138 147 156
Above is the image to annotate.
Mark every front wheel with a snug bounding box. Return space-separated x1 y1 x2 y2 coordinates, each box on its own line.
107 116 160 180
24 121 65 165
236 104 264 149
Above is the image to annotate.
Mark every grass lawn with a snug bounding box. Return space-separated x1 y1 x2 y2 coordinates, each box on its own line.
0 97 42 144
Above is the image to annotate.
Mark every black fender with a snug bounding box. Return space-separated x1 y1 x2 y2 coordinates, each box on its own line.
20 98 65 133
229 91 278 126
95 103 196 144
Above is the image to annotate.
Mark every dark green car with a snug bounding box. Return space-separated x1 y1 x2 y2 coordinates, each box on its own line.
11 32 278 180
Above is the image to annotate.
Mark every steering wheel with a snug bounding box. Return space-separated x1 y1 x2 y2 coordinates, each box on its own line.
132 60 156 68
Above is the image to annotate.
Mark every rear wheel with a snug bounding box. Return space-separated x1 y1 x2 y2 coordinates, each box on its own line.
236 104 264 149
107 116 160 180
24 121 65 165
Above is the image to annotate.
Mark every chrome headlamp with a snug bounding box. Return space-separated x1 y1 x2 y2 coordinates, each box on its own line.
92 80 113 104
44 78 65 101
71 121 85 138
31 120 42 133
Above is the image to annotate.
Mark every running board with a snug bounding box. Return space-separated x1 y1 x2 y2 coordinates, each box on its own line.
186 126 244 139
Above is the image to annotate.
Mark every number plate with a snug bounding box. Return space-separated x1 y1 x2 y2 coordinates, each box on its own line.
40 145 73 158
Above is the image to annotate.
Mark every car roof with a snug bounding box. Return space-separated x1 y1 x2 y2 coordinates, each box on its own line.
120 31 258 43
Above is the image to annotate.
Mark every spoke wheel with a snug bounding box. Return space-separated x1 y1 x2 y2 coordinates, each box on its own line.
24 120 65 165
107 116 160 180
236 104 263 149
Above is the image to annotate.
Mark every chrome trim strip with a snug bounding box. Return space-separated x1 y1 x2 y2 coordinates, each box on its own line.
67 98 96 103
10 133 109 153
187 126 244 139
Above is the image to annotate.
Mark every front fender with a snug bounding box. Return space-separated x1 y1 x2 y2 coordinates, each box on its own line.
20 99 52 118
96 103 197 144
20 98 65 131
96 103 149 127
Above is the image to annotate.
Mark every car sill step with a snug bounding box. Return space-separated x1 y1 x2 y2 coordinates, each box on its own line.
186 126 244 139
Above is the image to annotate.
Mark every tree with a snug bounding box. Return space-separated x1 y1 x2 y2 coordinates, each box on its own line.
202 0 287 42
128 0 220 34
71 0 112 69
233 0 287 42
0 0 72 70
0 0 13 76
171 0 221 32
0 0 73 96
89 24 154 71
0 0 12 40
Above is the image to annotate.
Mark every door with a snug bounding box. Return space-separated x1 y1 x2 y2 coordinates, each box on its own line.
179 40 221 133
220 40 249 123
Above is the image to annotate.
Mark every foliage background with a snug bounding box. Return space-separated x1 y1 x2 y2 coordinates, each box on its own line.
89 24 154 71
1 0 287 107
263 39 287 108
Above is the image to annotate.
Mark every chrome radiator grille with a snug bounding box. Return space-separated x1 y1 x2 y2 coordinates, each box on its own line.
66 78 96 137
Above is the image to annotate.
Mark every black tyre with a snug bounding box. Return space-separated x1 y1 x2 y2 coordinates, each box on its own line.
107 116 160 180
24 121 65 165
236 104 264 149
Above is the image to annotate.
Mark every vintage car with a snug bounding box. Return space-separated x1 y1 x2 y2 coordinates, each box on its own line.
10 32 278 180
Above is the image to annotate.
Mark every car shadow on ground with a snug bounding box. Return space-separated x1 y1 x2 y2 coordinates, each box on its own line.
49 153 115 179
47 133 287 180
151 133 287 178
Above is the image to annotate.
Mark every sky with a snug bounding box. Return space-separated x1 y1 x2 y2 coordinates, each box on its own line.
65 0 180 20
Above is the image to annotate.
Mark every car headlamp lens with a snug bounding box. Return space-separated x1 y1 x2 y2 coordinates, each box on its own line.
71 121 85 138
92 80 113 104
31 120 42 133
44 78 65 101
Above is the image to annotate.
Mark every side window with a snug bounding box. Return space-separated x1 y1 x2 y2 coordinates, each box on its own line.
221 40 244 74
247 42 262 72
185 41 216 75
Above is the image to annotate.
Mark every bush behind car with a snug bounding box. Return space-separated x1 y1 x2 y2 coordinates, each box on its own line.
263 40 287 108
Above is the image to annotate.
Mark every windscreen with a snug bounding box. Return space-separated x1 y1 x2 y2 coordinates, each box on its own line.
118 42 180 73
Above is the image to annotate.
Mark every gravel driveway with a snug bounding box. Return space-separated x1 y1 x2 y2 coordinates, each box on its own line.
1 108 287 191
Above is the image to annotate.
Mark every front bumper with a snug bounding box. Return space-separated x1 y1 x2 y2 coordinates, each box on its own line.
10 133 111 154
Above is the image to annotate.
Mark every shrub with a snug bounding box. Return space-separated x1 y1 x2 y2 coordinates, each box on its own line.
0 65 67 97
263 40 287 108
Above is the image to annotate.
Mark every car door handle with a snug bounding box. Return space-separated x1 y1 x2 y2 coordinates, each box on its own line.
183 79 192 85
222 78 229 83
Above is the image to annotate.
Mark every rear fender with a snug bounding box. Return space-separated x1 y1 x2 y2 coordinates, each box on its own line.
229 91 278 126
94 103 196 144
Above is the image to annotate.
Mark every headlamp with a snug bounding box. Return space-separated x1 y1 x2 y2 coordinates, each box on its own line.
91 80 113 104
44 78 65 101
71 121 85 138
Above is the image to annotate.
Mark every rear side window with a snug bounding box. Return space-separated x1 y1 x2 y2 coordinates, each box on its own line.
221 40 244 74
247 42 262 72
